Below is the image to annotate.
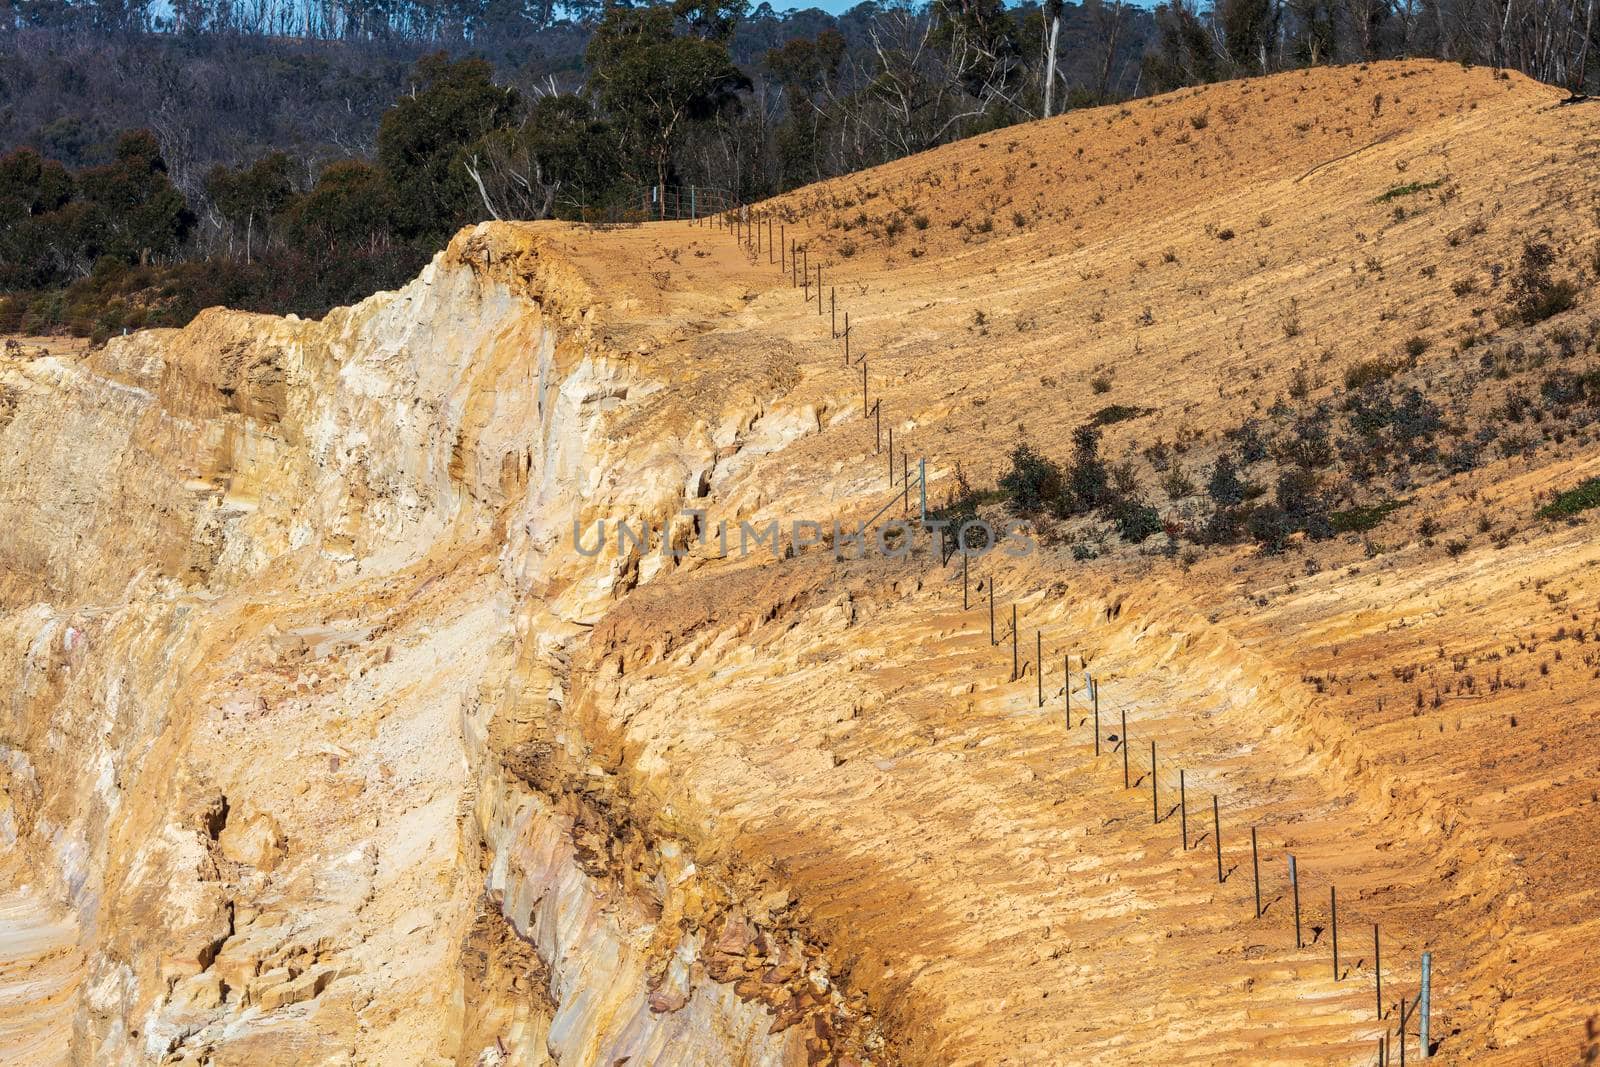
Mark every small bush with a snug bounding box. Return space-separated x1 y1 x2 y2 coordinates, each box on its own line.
1247 504 1296 551
1227 419 1268 463
1068 425 1111 511
1345 357 1403 390
1509 240 1579 325
998 443 1064 514
1092 404 1148 426
1161 461 1196 500
1216 227 1236 241
1207 455 1249 508
1109 497 1163 543
1090 375 1113 394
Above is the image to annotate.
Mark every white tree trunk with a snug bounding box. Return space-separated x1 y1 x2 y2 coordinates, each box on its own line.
1044 15 1061 117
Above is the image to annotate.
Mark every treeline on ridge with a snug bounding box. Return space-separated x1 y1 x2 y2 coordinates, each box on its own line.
1 0 1595 338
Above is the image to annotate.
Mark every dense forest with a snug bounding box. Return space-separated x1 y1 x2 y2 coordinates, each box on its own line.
0 0 1593 338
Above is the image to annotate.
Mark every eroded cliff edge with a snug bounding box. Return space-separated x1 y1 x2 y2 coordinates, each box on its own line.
0 223 881 1065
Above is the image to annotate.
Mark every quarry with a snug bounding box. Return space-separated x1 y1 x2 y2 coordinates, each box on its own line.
2 59 1599 1065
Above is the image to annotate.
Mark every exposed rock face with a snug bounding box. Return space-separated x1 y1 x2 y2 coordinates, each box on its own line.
0 224 876 1064
4 60 1600 1067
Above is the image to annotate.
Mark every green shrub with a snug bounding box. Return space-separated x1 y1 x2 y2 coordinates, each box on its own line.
1331 497 1409 533
1373 178 1445 203
1108 496 1163 542
1537 477 1600 519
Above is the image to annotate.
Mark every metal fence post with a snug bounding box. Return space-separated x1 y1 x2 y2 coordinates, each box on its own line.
1063 653 1071 724
1252 827 1262 918
1092 677 1100 754
1332 885 1340 979
1290 854 1301 948
1213 795 1223 882
1179 769 1187 848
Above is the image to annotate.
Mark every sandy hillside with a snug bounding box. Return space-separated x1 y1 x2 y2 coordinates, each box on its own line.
1 60 1598 1066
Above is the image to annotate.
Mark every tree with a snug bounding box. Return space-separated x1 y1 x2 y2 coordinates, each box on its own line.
0 148 79 288
766 29 846 187
206 151 295 263
465 94 626 220
587 3 751 195
0 148 76 219
1043 0 1062 116
286 160 395 253
1217 0 1278 72
1143 0 1221 91
1089 0 1129 102
930 0 1024 100
1287 0 1340 64
75 130 192 266
376 54 521 243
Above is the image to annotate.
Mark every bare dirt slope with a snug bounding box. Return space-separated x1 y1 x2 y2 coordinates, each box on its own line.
2 60 1598 1066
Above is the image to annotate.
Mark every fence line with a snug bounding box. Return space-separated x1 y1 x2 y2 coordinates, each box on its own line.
704 198 1434 1063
